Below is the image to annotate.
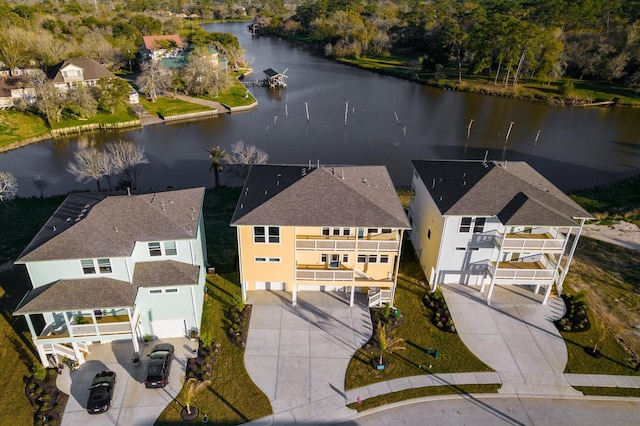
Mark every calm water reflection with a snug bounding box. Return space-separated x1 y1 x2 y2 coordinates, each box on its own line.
1 22 639 197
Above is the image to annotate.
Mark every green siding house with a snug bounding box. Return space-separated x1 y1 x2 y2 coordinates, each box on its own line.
13 188 207 367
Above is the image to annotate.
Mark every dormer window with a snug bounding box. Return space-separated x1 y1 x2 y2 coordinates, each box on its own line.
148 241 178 256
81 258 112 275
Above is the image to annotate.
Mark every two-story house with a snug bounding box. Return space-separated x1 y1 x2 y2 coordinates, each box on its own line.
141 34 184 61
231 165 411 307
50 57 116 92
0 76 37 108
13 188 207 367
408 160 592 305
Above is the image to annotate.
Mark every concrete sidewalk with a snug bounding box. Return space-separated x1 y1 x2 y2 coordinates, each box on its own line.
243 291 372 425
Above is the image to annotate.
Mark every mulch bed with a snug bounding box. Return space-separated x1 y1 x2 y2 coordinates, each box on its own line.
422 291 457 333
227 305 252 349
363 306 405 351
554 294 591 332
186 341 221 381
24 367 68 426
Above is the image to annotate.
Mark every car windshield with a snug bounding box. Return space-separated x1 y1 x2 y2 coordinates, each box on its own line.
150 351 168 359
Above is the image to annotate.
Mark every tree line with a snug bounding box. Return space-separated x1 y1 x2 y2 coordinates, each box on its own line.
260 0 640 87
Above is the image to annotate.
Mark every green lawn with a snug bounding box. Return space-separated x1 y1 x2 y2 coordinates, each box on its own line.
345 242 493 392
140 96 213 118
570 176 640 226
0 196 66 425
199 72 257 108
0 110 50 150
49 103 138 129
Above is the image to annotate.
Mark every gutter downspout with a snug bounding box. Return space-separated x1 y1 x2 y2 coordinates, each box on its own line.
390 229 404 306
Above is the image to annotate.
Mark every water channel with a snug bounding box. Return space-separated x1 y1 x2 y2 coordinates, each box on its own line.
1 22 640 197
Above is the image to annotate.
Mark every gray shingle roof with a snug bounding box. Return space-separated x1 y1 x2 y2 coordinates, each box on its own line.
411 160 592 226
13 278 138 315
18 188 205 262
231 165 411 229
133 260 200 288
51 57 115 83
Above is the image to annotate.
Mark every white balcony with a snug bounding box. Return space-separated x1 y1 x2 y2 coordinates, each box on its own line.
295 238 398 252
296 269 354 281
493 228 566 252
486 260 556 285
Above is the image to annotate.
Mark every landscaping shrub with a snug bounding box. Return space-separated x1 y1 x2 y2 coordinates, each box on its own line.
555 293 591 332
422 288 457 333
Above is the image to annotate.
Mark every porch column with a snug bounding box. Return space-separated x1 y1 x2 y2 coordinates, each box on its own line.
542 283 554 305
127 308 140 355
35 343 49 367
63 312 72 336
349 285 355 307
534 284 541 294
24 314 37 337
71 342 85 365
486 280 496 305
292 283 297 305
90 310 99 335
557 220 586 293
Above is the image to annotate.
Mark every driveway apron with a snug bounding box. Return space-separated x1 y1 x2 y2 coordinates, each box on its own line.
245 291 372 424
442 284 582 396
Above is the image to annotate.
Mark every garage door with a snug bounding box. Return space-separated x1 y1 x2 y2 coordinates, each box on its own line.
255 281 285 290
151 319 186 338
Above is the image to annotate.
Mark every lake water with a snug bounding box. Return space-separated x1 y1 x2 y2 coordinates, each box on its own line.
1 22 639 197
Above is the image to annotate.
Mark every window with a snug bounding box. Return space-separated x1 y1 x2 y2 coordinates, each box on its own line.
164 241 177 256
97 258 112 273
357 255 366 263
253 227 265 243
165 288 178 293
469 247 479 251
342 254 349 263
81 259 96 275
255 257 267 262
474 218 486 233
332 228 341 236
268 258 280 263
330 254 340 268
382 229 392 234
149 289 162 294
148 242 162 256
255 257 280 263
268 227 280 243
367 228 378 234
343 228 351 236
321 254 328 263
322 227 330 236
368 255 377 263
459 217 472 233
380 255 389 263
455 247 466 251
357 228 365 239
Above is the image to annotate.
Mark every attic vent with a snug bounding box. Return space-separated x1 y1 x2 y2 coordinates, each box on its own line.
362 178 367 184
463 172 466 177
240 203 244 209
302 168 307 176
114 227 118 232
169 200 175 204
432 178 435 188
245 187 249 195
52 225 56 232
276 180 280 186
439 196 443 201
264 190 268 195
66 217 71 222
463 180 466 186
277 173 282 177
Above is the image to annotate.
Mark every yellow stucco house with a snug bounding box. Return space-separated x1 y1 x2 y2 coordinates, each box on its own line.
231 165 411 307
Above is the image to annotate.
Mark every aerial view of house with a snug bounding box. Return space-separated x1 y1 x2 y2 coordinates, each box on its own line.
231 164 411 307
50 57 116 92
408 159 593 305
13 187 207 367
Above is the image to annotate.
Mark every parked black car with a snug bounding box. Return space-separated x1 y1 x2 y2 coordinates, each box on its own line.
145 343 174 388
86 370 116 414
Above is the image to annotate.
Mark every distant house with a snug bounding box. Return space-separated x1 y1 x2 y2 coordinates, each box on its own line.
13 188 207 367
50 57 116 92
141 34 184 61
231 165 411 307
408 160 593 305
0 76 36 108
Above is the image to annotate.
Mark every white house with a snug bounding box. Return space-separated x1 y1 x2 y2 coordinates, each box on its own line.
13 188 207 367
50 57 116 92
408 160 593 305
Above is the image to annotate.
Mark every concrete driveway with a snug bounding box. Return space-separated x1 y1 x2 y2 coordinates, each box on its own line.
244 291 372 424
442 284 581 396
59 337 198 426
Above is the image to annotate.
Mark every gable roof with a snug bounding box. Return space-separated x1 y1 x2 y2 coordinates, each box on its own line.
142 34 183 50
231 165 410 229
411 160 592 227
51 57 115 82
17 187 205 263
132 260 200 288
13 277 138 315
0 76 34 97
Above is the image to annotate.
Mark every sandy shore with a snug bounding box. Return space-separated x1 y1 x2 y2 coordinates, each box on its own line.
582 221 640 251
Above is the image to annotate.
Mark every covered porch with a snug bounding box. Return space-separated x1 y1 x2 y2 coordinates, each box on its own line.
13 278 140 367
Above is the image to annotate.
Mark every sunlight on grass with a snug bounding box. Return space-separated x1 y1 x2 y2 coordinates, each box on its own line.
140 97 213 117
0 110 50 149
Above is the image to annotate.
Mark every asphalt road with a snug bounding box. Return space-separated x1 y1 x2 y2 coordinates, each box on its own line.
340 395 640 426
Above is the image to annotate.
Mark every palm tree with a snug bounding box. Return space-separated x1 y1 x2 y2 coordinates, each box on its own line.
206 146 228 188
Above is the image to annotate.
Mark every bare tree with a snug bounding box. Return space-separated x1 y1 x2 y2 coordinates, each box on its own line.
137 60 172 102
67 148 109 191
181 47 230 97
32 175 50 198
34 79 65 124
0 172 18 201
66 85 98 119
229 141 269 165
0 26 30 75
106 140 148 189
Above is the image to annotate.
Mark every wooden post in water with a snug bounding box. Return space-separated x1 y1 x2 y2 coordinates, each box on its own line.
505 121 514 144
285 104 288 118
394 111 400 125
344 101 349 126
467 119 474 139
534 129 541 145
305 102 310 122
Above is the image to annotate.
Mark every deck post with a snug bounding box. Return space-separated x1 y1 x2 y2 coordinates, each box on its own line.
292 283 297 305
349 286 355 307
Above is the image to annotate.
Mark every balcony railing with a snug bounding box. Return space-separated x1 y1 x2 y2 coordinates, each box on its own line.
296 268 354 281
486 259 556 284
493 228 566 252
70 322 132 336
295 238 399 251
